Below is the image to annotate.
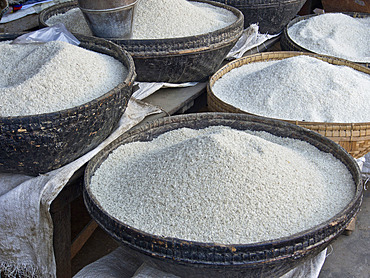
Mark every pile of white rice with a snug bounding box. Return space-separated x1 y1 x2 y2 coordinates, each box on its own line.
212 55 370 123
90 125 354 244
46 0 237 39
288 13 370 63
0 40 127 117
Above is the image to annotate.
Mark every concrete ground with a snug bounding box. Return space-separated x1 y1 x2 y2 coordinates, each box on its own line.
71 178 369 278
319 178 369 278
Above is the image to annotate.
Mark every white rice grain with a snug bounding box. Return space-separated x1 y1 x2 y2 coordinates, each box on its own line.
212 55 370 123
90 126 355 245
45 0 237 39
0 40 127 117
288 13 370 63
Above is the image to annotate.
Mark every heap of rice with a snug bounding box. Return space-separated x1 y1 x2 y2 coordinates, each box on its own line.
46 0 237 39
0 40 126 117
90 125 354 244
212 55 370 123
288 13 370 63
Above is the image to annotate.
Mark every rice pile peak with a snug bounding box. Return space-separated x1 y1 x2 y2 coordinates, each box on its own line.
90 126 354 245
288 13 370 63
212 55 370 123
133 0 236 39
0 40 127 117
46 0 237 39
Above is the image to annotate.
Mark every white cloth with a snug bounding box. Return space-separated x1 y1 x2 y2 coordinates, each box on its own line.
133 82 198 101
227 24 279 59
74 247 327 278
0 98 162 277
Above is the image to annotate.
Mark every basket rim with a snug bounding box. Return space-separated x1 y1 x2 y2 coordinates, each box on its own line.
38 0 244 55
83 112 363 266
0 32 136 122
282 12 370 64
208 51 370 126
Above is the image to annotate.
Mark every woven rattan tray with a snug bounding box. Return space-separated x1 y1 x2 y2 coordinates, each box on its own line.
280 12 370 68
39 0 244 83
84 112 362 278
207 51 370 158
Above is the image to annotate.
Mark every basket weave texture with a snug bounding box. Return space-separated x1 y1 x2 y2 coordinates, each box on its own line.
39 0 244 83
280 12 370 68
0 33 136 175
211 0 306 34
84 112 362 278
207 51 370 158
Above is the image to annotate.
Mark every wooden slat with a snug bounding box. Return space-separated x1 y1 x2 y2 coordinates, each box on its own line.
71 220 99 259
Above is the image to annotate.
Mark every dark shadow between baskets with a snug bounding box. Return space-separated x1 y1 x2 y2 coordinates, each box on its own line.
39 0 244 83
83 112 363 278
0 33 136 176
280 12 370 68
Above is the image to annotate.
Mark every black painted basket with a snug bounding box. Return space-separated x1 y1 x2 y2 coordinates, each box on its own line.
211 0 306 34
0 33 136 176
39 0 244 83
83 113 363 278
280 12 370 68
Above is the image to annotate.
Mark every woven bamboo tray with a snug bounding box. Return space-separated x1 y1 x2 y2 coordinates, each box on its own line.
207 51 370 158
39 0 244 83
280 12 370 68
84 112 362 278
0 33 136 176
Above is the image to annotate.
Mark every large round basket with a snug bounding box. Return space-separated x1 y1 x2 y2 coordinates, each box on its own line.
39 0 244 83
280 12 370 68
83 112 363 278
207 51 370 159
0 33 136 176
211 0 306 34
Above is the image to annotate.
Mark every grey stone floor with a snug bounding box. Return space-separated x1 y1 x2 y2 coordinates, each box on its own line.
72 180 370 278
319 179 369 278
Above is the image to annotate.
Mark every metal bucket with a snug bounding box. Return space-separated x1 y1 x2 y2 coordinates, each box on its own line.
77 0 139 39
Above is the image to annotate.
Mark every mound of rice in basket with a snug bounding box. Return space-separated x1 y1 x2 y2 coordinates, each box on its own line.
212 55 370 123
0 40 127 117
287 13 370 63
90 125 355 244
46 0 238 39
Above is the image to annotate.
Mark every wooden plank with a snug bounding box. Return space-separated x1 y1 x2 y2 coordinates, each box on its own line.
71 220 99 259
52 202 72 278
143 82 207 115
139 82 207 124
0 13 38 32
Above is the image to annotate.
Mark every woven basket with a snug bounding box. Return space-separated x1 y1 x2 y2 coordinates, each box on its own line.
39 0 244 83
84 112 362 278
0 33 136 176
211 0 306 34
207 51 370 158
280 12 370 68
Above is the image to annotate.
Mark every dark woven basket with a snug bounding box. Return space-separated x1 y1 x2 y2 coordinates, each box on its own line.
211 0 306 34
39 0 244 83
83 113 363 278
0 33 136 176
280 12 370 68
